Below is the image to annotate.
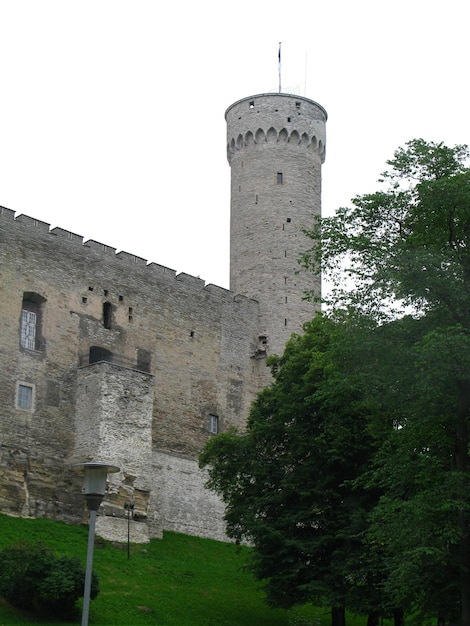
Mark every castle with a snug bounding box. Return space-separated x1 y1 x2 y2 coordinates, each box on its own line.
0 93 327 542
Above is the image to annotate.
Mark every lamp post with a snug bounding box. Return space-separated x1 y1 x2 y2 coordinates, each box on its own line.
75 462 120 626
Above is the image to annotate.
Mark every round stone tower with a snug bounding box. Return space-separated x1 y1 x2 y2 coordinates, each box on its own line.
225 93 327 357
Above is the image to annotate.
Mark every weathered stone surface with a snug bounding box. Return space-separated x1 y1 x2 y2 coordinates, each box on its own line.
0 92 325 540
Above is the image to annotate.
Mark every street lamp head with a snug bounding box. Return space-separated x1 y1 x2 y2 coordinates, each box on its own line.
74 462 120 511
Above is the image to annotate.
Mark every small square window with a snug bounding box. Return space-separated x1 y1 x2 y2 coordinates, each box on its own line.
209 414 219 434
16 383 34 411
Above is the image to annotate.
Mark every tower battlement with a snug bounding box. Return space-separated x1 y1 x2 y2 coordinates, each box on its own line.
226 93 327 164
0 205 244 304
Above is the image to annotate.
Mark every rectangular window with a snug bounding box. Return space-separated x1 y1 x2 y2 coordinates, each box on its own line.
209 414 219 434
277 172 283 184
16 383 34 411
21 309 37 350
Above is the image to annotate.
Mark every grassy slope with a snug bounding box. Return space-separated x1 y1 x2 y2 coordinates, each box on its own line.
0 514 380 626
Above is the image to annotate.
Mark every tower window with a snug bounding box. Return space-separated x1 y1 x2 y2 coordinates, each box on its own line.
295 101 301 109
287 117 291 122
277 172 283 184
286 217 291 222
209 414 219 434
249 101 255 109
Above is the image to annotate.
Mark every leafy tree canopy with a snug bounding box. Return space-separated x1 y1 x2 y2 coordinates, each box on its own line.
301 138 470 322
201 139 470 626
200 315 380 623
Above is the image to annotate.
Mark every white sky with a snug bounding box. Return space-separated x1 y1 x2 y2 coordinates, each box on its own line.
1 0 468 290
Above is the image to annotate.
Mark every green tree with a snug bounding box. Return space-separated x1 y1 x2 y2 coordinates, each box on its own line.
200 315 381 626
302 139 470 625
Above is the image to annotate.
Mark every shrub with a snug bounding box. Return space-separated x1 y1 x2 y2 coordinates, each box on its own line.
0 541 99 620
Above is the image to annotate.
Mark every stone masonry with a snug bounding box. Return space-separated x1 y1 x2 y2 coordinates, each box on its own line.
0 93 326 542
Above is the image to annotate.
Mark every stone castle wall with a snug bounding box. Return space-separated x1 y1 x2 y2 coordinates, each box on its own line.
0 206 263 539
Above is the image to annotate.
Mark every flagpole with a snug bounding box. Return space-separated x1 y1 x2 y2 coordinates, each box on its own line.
278 42 281 93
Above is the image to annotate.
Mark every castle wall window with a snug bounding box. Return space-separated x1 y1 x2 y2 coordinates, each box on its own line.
20 292 46 351
89 346 113 364
16 382 35 411
21 309 36 349
136 348 151 373
277 172 283 184
208 414 219 434
103 301 112 329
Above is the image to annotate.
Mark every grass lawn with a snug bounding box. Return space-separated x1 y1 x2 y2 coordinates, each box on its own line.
0 513 388 626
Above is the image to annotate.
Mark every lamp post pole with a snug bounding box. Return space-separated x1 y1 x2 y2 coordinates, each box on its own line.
75 462 120 626
124 501 134 561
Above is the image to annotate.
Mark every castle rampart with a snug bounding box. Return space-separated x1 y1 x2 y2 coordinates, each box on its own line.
0 91 326 542
0 206 263 540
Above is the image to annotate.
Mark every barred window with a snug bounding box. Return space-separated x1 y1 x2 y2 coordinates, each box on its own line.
21 309 37 350
20 293 46 351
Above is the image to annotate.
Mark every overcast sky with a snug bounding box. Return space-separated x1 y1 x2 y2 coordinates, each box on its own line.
1 1 468 289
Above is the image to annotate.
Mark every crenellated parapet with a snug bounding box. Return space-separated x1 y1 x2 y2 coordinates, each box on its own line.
226 93 327 164
0 205 247 305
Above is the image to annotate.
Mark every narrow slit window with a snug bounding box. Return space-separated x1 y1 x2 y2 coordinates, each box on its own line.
103 302 112 329
277 172 283 184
